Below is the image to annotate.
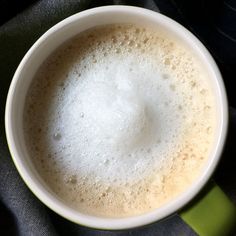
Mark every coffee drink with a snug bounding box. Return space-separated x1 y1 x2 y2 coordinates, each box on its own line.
24 24 216 217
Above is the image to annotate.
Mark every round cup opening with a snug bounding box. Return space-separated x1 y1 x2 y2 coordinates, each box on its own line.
5 6 228 229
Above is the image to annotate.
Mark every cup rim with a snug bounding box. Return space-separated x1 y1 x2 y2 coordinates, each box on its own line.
5 5 228 230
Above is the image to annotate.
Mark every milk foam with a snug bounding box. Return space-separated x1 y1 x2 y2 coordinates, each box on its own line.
24 24 216 217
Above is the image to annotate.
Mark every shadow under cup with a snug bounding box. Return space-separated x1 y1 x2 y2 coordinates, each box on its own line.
5 6 228 230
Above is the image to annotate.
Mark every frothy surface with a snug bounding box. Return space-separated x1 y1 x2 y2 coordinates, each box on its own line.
24 24 216 217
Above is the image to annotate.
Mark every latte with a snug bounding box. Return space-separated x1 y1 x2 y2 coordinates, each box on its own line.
24 24 216 217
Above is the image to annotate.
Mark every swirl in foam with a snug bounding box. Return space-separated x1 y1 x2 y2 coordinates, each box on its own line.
24 24 216 217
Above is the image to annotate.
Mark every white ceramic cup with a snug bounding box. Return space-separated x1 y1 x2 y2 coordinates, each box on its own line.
5 6 235 234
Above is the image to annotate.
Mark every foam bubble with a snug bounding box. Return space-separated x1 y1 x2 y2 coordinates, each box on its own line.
53 132 61 141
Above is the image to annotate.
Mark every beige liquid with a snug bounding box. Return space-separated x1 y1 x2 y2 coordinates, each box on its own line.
24 24 216 217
